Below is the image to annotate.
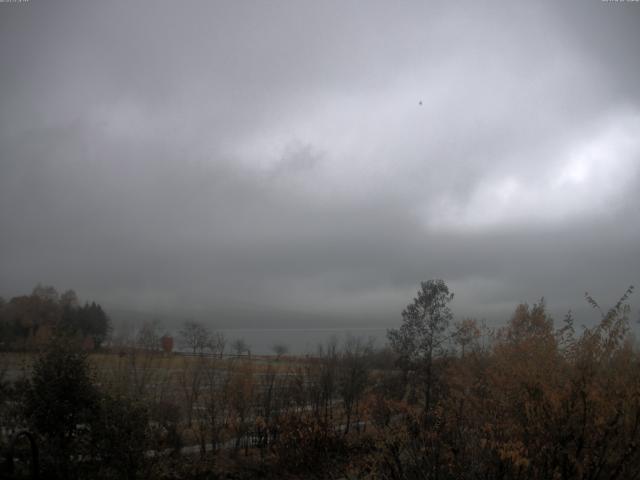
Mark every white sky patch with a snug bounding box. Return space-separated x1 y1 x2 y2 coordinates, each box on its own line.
556 158 589 186
424 111 640 232
226 79 437 200
223 39 598 205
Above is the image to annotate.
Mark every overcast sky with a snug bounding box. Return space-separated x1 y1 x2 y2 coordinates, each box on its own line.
1 0 639 329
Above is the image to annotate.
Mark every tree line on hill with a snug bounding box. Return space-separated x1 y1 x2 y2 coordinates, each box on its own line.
1 280 639 479
0 284 111 350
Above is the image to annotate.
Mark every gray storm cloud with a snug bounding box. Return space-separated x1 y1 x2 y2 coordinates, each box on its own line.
1 0 639 329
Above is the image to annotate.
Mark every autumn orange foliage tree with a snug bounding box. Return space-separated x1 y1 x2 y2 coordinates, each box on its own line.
371 284 640 480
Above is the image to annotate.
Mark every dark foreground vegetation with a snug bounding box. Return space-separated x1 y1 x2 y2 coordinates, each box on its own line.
1 281 639 479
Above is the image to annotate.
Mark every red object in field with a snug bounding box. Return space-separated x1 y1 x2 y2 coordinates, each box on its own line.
161 335 174 353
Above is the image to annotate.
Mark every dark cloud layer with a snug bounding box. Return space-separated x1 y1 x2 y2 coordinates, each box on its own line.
1 0 639 329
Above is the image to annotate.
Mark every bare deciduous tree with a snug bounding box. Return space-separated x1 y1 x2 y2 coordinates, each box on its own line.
179 319 211 354
339 335 373 434
272 342 289 360
232 338 249 357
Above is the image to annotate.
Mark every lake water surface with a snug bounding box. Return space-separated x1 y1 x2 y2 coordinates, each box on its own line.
217 327 390 355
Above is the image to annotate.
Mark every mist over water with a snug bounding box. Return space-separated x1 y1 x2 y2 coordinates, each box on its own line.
217 328 388 356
